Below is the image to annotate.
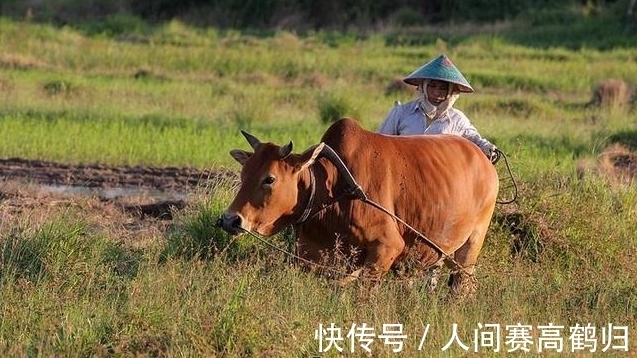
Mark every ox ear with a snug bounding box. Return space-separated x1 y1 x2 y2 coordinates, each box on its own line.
296 142 325 171
229 149 252 166
241 130 261 150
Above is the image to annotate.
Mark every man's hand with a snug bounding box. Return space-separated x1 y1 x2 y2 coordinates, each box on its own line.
489 146 500 164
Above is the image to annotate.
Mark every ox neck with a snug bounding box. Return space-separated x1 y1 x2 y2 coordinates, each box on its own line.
292 144 368 225
294 165 316 224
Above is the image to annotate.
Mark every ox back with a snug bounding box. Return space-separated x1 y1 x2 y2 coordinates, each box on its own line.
222 117 499 294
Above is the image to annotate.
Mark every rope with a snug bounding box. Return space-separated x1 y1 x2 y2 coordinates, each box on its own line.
239 227 357 279
315 143 474 275
495 149 518 205
357 196 473 276
294 165 316 223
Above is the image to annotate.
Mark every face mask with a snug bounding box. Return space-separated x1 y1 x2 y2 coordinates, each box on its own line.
417 80 460 120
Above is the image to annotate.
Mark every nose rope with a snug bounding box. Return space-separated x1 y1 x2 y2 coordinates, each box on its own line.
238 227 360 280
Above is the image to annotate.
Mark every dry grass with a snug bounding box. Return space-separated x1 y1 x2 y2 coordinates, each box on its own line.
598 143 637 186
587 78 634 109
0 53 51 71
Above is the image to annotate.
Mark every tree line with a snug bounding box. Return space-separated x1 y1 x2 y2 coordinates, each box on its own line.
0 0 630 31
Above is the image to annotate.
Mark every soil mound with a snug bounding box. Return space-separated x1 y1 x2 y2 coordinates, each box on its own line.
577 143 637 186
587 78 634 108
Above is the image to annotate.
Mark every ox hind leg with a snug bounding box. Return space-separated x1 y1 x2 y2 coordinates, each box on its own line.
447 225 489 299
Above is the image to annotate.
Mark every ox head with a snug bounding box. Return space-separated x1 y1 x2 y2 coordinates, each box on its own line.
220 130 324 236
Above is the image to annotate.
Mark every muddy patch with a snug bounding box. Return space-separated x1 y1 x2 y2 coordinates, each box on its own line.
0 158 237 243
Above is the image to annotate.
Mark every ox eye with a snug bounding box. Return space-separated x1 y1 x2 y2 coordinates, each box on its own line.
262 175 276 187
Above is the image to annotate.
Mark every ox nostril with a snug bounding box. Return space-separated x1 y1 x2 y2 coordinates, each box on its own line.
220 212 244 234
230 216 242 229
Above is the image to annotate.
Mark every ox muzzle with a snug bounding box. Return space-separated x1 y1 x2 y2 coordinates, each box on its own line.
217 211 245 235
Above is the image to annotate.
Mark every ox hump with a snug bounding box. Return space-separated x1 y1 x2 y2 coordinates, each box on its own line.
321 117 366 144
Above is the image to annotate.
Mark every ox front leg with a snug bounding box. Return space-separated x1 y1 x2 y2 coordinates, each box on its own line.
337 241 402 286
448 265 477 300
361 238 405 282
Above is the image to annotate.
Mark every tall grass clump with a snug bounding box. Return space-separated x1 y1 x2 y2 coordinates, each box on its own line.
160 172 258 263
0 228 47 283
317 91 359 124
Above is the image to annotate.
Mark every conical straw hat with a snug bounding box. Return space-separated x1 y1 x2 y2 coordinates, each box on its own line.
403 54 474 93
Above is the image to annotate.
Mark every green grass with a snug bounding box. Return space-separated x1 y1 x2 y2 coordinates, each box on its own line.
1 176 635 356
0 17 636 356
2 18 636 168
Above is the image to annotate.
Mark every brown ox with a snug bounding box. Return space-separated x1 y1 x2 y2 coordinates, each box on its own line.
220 118 498 295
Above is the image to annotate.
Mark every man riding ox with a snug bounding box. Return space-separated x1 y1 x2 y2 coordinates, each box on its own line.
220 118 499 296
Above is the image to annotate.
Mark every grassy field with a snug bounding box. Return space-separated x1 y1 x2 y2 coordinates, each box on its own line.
0 16 636 357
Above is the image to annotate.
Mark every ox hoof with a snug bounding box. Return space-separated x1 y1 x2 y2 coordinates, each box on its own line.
449 271 477 301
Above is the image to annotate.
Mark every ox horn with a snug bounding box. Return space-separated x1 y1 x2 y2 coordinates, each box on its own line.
278 141 293 158
241 130 261 150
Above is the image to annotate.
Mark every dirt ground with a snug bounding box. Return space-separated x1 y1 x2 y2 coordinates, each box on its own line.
0 158 237 242
0 157 234 191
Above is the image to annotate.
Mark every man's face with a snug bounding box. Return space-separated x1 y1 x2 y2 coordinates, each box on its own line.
426 80 450 105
